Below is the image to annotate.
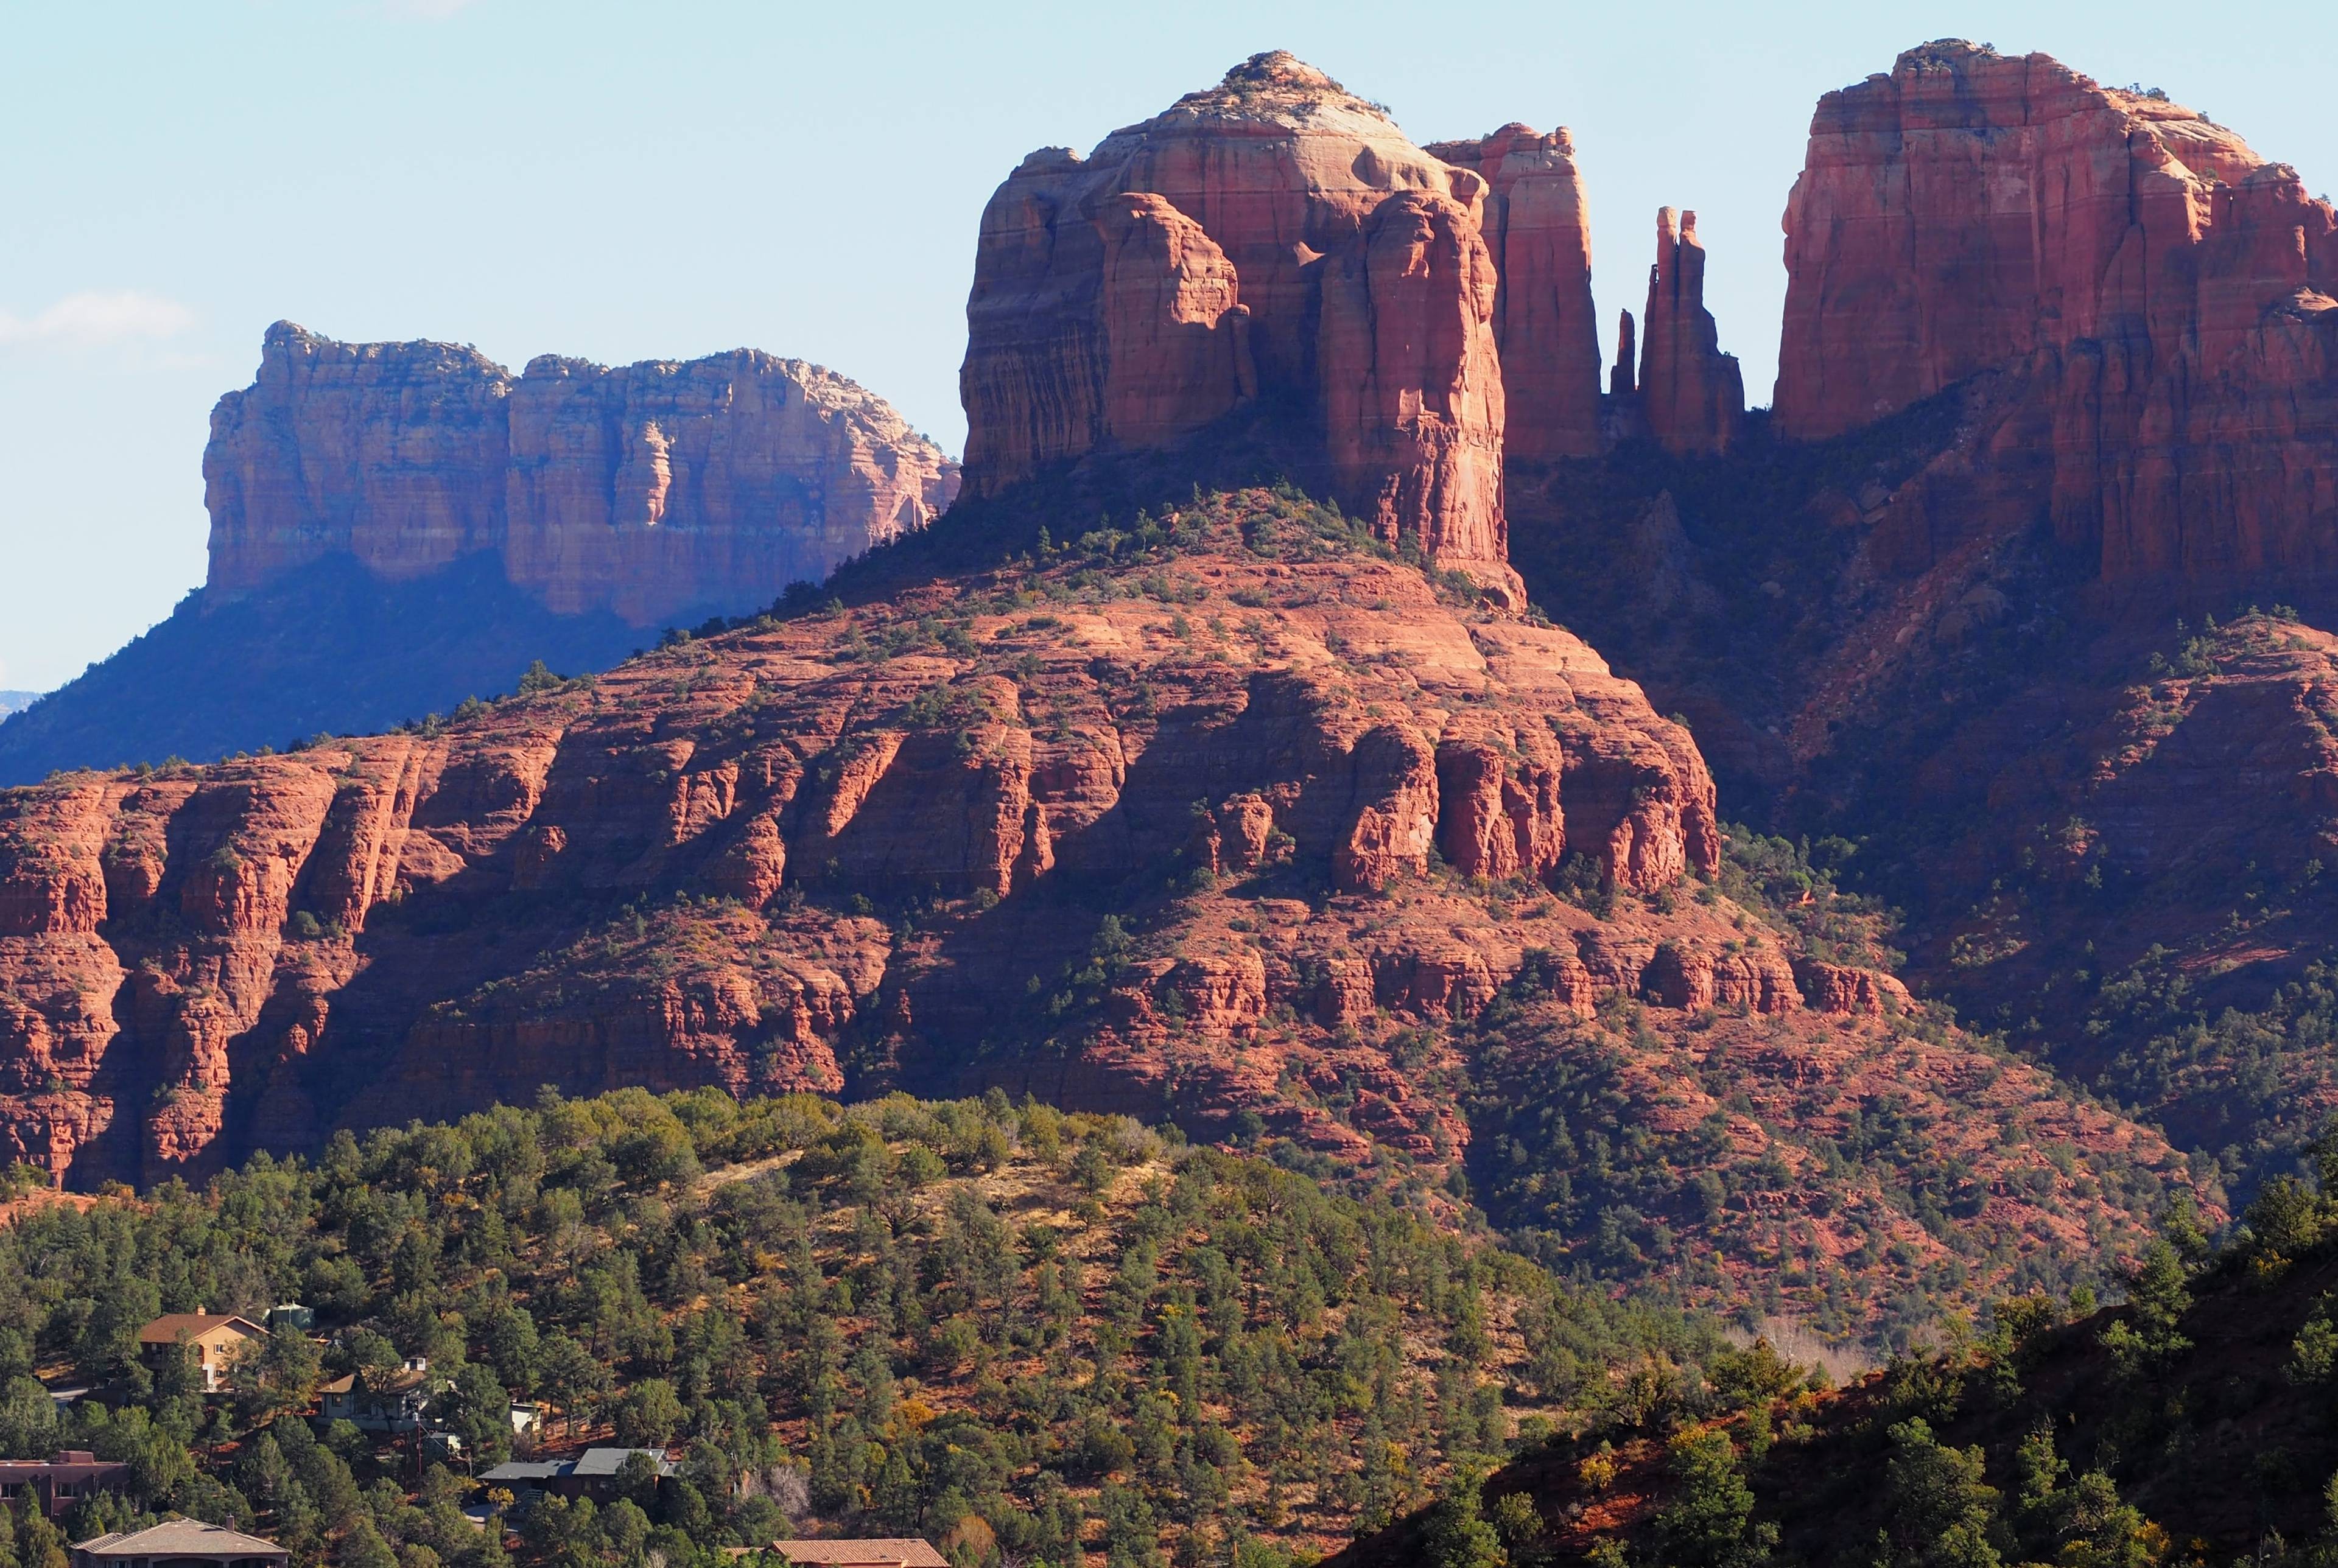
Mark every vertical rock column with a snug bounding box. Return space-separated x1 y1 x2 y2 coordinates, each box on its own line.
1427 125 1604 461
1318 192 1526 606
1611 309 1638 396
1639 208 1746 457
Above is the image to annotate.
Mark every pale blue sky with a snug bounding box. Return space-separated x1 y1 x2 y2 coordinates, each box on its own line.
2 0 2328 692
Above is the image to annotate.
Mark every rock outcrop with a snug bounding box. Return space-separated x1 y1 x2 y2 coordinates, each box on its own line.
958 53 1534 601
1639 208 1744 457
0 489 1746 1187
1426 125 1604 461
206 323 960 626
1318 192 1513 592
1774 40 2338 581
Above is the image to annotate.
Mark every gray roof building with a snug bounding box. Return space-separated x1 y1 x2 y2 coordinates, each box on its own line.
73 1521 289 1568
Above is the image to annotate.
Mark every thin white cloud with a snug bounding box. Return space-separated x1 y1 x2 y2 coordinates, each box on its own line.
0 290 196 348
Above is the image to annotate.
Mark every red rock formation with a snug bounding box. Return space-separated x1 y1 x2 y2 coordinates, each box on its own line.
1775 40 2338 580
0 491 1729 1186
1098 52 1476 394
1611 309 1638 396
1640 208 1744 457
959 54 1530 597
1426 125 1604 461
1093 192 1257 450
203 326 510 589
205 323 959 626
1318 192 1522 602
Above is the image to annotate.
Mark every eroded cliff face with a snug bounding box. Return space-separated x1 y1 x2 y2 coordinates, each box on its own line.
2 490 1760 1189
1775 40 2338 581
1318 192 1514 592
1426 124 1604 462
959 52 1541 601
205 324 961 626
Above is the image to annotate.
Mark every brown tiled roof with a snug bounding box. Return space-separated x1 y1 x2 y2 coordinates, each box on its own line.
135 1314 267 1345
768 1543 946 1567
320 1365 434 1398
75 1521 286 1557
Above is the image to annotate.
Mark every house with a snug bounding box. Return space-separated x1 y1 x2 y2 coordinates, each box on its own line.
479 1447 673 1503
135 1315 267 1393
767 1543 947 1568
318 1358 446 1433
72 1520 289 1568
0 1451 133 1519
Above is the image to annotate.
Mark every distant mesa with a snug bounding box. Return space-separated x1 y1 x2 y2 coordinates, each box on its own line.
0 693 38 722
0 327 958 783
207 323 961 626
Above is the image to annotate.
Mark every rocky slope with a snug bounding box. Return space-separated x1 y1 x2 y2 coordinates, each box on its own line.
1508 377 2338 1207
0 489 2194 1336
1500 40 2338 1211
0 694 35 721
208 322 961 626
1773 39 2338 584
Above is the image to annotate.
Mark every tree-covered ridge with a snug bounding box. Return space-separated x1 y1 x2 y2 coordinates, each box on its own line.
1341 1140 2338 1568
0 1087 1755 1568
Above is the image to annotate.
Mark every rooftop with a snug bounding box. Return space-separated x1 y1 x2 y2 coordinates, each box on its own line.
768 1543 947 1568
75 1522 286 1558
477 1449 673 1485
479 1461 564 1482
569 1448 673 1478
0 1451 120 1473
136 1314 265 1345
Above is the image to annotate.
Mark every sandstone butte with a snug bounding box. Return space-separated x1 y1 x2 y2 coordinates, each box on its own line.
1773 39 2338 583
0 492 2191 1321
203 322 962 627
959 52 1620 605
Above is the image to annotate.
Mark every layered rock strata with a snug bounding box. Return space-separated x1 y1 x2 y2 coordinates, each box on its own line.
1425 125 1604 461
0 491 1803 1188
1774 40 2338 580
1640 208 1744 457
205 323 960 626
960 52 1544 601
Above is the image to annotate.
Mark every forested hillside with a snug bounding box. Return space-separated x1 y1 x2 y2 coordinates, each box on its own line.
0 1087 1774 1568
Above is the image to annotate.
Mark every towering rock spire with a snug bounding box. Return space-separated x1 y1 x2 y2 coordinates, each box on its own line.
1638 208 1744 457
1425 124 1603 461
1611 309 1638 396
959 53 1525 603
